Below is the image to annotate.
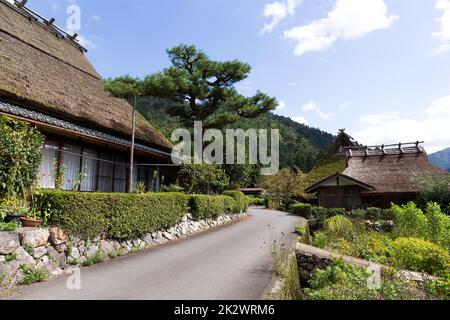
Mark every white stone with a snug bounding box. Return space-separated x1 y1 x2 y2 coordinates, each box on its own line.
33 246 48 259
15 246 35 267
42 256 62 276
0 232 20 254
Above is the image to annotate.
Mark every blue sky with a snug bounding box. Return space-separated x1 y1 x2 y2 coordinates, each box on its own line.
18 0 450 152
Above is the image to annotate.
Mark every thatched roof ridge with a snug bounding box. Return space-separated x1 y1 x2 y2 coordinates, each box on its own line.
0 0 172 151
343 151 448 194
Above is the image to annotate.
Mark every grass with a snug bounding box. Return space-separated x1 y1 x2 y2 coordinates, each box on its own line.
19 266 48 285
109 248 126 259
82 251 104 267
0 222 19 232
4 253 17 263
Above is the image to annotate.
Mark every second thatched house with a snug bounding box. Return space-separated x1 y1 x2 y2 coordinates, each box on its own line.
0 0 175 192
305 136 449 209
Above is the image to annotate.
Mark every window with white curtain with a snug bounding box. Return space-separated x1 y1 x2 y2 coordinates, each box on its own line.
98 152 113 192
62 144 81 191
80 148 98 192
114 156 127 193
38 139 59 189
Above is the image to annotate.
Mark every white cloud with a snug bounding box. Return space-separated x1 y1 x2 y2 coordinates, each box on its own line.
355 95 450 153
92 15 102 21
77 35 97 50
338 102 353 110
283 0 398 56
261 0 302 35
277 100 287 111
302 101 333 120
430 0 450 55
291 116 308 125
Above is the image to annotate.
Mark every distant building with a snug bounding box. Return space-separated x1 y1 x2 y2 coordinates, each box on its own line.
0 0 176 192
305 138 449 209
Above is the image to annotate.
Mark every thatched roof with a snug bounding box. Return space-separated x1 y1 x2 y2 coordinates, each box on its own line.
0 0 172 151
343 146 448 194
305 172 375 193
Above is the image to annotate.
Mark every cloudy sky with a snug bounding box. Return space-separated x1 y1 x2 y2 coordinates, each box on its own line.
17 0 450 153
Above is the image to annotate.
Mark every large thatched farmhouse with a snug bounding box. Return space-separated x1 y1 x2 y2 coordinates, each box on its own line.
0 0 175 192
305 130 448 209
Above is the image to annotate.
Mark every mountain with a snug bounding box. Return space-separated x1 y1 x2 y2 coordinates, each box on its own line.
136 97 335 173
429 148 450 172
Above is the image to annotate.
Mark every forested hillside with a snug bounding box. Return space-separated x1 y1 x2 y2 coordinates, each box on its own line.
137 97 334 173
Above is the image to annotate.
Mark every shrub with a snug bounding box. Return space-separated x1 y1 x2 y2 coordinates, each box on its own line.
417 174 450 214
109 193 190 239
324 215 355 241
222 190 248 213
310 206 329 220
326 208 347 218
365 207 382 220
0 116 44 199
248 197 265 206
19 266 48 285
189 195 234 220
295 224 311 245
290 203 312 218
391 238 450 276
424 202 450 248
40 191 189 240
304 260 427 300
392 202 428 239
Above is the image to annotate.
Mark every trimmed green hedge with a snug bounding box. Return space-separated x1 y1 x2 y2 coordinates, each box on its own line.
222 190 248 213
248 197 265 206
291 203 313 218
189 195 235 220
41 191 189 240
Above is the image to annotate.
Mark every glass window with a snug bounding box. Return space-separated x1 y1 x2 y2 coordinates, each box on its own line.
38 139 59 189
114 156 127 193
98 152 113 192
80 148 98 192
61 144 81 191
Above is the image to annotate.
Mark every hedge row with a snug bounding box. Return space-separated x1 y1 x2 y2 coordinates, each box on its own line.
222 190 248 213
189 195 235 220
41 190 247 240
289 203 394 221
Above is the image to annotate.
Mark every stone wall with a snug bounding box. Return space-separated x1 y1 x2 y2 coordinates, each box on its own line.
0 212 246 289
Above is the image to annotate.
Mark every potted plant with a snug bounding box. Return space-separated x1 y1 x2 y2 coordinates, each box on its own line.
0 198 28 224
20 189 53 228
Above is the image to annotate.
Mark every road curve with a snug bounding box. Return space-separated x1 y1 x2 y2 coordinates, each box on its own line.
5 208 303 300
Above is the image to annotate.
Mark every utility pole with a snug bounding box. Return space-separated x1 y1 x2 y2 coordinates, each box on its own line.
129 94 137 193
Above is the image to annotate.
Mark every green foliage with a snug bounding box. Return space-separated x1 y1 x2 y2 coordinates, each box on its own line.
161 184 184 193
290 203 313 218
392 202 450 248
141 44 277 128
82 251 104 267
5 253 17 263
103 75 142 100
248 197 265 206
222 190 248 213
296 224 311 245
189 195 234 220
0 116 44 199
417 174 450 214
108 193 189 239
39 191 189 240
260 168 309 201
391 238 450 276
310 206 329 220
324 215 355 241
392 202 428 239
179 164 229 194
426 272 450 300
0 221 18 231
132 181 147 194
19 266 48 285
304 260 426 300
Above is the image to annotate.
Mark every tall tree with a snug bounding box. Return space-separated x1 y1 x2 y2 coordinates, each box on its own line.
142 44 278 128
103 76 142 192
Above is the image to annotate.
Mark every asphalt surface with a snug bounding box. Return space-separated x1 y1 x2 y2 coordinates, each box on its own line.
5 208 303 300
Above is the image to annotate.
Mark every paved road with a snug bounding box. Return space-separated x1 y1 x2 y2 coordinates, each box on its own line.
5 208 303 300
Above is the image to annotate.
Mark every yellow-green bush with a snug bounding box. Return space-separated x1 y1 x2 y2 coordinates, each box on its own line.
290 203 313 218
391 237 450 276
324 215 355 241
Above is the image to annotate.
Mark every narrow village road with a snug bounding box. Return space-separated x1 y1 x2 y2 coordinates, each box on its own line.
5 208 304 300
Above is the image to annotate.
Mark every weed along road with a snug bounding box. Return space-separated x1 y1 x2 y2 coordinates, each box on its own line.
5 208 303 300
